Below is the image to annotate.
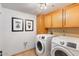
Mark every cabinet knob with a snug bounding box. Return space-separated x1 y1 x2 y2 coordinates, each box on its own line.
60 41 65 45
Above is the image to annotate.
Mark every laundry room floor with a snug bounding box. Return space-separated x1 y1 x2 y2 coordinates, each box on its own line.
13 48 37 56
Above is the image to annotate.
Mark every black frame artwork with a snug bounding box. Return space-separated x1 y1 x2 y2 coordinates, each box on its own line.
25 20 34 31
12 17 23 32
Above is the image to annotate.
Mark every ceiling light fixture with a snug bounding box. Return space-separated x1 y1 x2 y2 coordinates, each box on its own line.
40 3 47 10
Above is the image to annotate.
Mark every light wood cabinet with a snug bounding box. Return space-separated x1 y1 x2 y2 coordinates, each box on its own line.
37 15 47 34
37 4 79 33
52 9 63 28
65 4 79 27
44 13 52 28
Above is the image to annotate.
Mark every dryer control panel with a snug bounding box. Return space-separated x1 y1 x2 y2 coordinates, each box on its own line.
41 36 45 39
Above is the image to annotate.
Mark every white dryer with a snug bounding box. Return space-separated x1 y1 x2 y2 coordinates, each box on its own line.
36 34 56 56
51 36 79 56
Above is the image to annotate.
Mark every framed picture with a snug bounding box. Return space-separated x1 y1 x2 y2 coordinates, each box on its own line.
12 17 23 32
25 20 33 31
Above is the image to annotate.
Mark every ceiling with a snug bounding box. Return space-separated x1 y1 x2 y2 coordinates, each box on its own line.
2 3 71 15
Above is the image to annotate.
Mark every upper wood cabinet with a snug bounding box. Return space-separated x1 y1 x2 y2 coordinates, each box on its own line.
37 15 47 34
65 4 79 27
44 13 52 28
52 9 63 28
37 4 79 32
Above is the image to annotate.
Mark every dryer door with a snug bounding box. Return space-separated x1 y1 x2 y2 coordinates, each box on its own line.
36 40 45 55
51 46 73 56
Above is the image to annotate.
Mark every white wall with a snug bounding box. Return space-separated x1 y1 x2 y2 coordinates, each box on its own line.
0 4 2 13
2 7 36 56
0 4 3 51
0 4 1 50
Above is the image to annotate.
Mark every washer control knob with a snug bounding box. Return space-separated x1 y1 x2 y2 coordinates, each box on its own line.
60 41 65 45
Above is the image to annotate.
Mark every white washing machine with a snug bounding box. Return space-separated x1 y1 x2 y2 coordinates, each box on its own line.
51 36 79 56
36 34 56 56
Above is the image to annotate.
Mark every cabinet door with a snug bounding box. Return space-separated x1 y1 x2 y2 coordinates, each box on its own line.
65 4 79 27
52 9 63 28
37 15 47 34
44 13 52 28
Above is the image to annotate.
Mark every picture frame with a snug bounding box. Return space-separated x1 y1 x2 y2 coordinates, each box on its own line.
12 17 23 32
25 20 33 31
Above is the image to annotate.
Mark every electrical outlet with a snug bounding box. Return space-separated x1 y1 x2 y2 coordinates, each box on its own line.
24 41 27 48
0 51 2 56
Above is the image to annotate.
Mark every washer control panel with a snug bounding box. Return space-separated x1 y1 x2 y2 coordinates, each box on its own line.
67 42 77 49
